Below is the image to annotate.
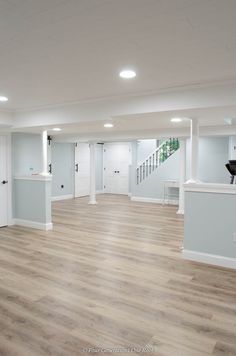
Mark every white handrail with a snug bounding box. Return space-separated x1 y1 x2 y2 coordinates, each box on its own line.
136 140 166 168
136 138 179 184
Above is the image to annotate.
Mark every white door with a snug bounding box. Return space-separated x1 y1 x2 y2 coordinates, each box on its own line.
75 143 90 197
104 143 131 195
0 136 8 227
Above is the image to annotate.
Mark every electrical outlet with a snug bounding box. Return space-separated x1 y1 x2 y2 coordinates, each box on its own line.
233 233 236 242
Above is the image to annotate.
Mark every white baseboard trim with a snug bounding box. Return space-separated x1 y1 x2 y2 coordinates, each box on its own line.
52 194 74 201
8 218 15 226
14 219 53 231
96 190 104 194
88 200 97 205
131 196 178 205
176 209 184 215
183 249 236 270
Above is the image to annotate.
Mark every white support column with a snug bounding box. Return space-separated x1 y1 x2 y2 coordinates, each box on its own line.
187 118 200 184
89 142 97 205
177 139 186 215
40 130 49 176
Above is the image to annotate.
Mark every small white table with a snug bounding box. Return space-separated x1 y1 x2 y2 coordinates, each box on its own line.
163 180 179 205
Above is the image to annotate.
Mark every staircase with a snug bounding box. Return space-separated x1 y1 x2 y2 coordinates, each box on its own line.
136 138 179 184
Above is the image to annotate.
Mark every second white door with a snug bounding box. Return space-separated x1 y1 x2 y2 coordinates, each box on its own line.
103 143 131 195
75 143 90 197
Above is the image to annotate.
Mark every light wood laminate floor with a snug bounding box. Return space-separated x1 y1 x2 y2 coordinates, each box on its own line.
0 194 236 356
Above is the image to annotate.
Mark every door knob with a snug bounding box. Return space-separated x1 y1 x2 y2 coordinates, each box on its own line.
2 180 8 184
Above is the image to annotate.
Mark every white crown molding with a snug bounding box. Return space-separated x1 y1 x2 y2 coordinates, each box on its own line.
183 250 236 270
12 78 236 113
0 109 14 114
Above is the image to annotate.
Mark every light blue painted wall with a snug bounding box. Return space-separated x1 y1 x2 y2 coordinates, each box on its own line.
14 179 51 224
186 137 229 183
131 137 229 199
137 139 157 164
184 191 236 259
96 144 103 191
51 142 75 197
12 133 42 175
12 133 52 226
131 148 180 199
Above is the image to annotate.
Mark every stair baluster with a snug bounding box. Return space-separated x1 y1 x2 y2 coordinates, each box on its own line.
136 138 179 184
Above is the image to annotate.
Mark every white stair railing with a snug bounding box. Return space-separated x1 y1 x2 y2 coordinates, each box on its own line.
136 138 179 184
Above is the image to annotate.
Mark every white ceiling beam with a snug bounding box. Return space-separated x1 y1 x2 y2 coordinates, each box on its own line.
12 82 236 129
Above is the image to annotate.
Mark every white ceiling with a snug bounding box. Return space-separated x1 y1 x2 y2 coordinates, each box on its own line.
1 0 236 109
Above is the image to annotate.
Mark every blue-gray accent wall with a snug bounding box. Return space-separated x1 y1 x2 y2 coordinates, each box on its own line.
186 137 229 183
14 179 52 224
184 191 236 259
51 142 75 197
12 132 42 175
131 148 180 200
131 137 229 199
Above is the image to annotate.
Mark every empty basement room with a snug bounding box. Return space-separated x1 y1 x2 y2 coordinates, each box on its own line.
1 1 236 356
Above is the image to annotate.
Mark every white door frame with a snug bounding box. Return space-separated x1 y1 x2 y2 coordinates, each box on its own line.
0 133 13 226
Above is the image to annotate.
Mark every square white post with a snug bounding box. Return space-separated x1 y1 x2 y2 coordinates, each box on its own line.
177 139 186 215
40 130 49 176
186 119 200 184
89 142 97 205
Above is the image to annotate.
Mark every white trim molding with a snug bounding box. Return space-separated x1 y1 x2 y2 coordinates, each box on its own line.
184 182 236 195
183 250 236 270
52 194 74 201
14 175 52 182
6 133 12 226
96 190 104 194
0 133 12 226
131 196 178 205
14 219 53 231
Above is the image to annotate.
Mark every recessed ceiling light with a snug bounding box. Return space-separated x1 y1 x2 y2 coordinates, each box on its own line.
119 70 136 79
104 123 114 128
52 127 62 131
171 117 182 123
0 96 8 102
